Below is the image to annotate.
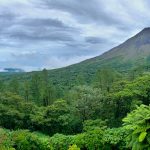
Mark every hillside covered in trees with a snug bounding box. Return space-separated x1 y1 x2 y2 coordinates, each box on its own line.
1 28 150 90
0 29 150 150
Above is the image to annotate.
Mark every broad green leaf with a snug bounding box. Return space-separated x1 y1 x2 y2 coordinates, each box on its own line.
139 132 147 142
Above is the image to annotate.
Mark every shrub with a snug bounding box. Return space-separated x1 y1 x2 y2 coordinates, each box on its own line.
123 105 150 150
68 144 80 150
50 134 73 150
11 130 50 150
102 127 128 150
0 128 13 149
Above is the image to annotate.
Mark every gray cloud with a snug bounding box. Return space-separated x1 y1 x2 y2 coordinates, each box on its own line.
0 0 149 71
0 16 77 42
85 37 108 44
0 12 16 33
8 29 74 42
21 18 68 28
38 0 121 25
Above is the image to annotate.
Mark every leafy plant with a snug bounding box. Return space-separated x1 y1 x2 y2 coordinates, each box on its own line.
68 144 80 150
123 105 150 150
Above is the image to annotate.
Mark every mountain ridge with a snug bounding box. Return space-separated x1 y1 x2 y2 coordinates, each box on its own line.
1 28 150 88
64 28 150 68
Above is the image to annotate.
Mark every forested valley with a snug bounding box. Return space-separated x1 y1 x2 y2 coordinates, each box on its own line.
0 63 150 150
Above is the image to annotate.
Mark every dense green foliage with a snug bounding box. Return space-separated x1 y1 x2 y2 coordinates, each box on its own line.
123 105 150 149
0 66 150 149
0 104 150 150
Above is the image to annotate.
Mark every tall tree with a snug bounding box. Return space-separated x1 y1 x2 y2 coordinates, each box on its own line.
68 86 104 121
30 73 41 105
41 69 56 106
0 79 4 93
23 81 30 102
94 67 118 92
9 77 20 95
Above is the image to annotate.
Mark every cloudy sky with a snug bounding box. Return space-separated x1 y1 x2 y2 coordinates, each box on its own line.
0 0 150 71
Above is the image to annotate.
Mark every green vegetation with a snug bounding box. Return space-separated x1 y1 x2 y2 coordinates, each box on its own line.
0 103 149 149
1 30 150 149
0 67 150 149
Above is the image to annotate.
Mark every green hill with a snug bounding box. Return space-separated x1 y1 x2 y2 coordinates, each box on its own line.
39 28 150 87
1 28 150 88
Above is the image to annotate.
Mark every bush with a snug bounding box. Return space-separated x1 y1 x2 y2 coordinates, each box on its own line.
0 128 13 149
68 144 80 150
102 127 128 150
50 134 73 150
11 130 50 150
123 105 150 150
83 128 104 150
71 133 85 149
